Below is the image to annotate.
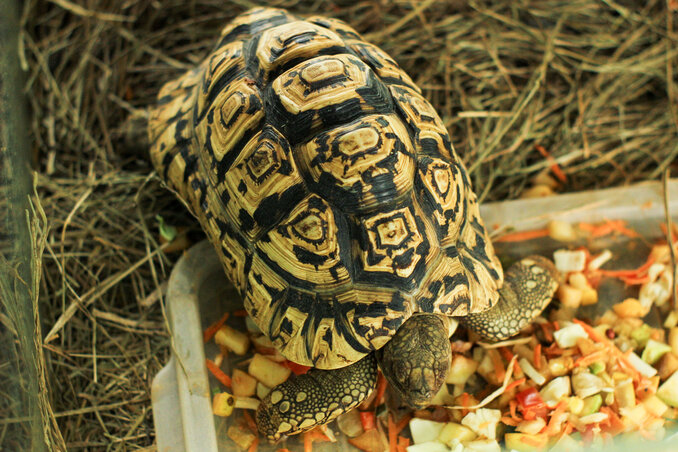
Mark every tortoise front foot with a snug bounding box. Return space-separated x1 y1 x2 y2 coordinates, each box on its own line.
463 255 560 341
256 353 378 442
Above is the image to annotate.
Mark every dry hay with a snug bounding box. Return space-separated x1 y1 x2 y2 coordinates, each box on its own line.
14 0 678 449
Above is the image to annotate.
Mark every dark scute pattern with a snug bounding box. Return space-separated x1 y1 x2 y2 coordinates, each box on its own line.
198 63 245 123
270 289 373 364
215 13 293 49
252 183 306 232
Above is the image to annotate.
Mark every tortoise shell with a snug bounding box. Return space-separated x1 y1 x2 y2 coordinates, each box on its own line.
148 7 503 369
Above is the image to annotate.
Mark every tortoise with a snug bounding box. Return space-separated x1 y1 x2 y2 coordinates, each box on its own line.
148 7 559 442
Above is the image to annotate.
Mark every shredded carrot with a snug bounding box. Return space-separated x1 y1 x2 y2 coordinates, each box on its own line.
543 343 564 357
615 350 642 381
499 347 523 376
360 411 376 431
495 228 550 243
203 312 229 343
599 406 625 435
509 399 521 422
579 219 639 238
388 415 397 452
373 373 388 408
489 349 506 383
396 436 410 452
535 144 567 183
545 400 568 436
505 377 526 393
499 347 514 363
243 410 258 433
247 437 259 452
461 392 471 417
232 309 248 317
276 449 292 452
520 433 546 447
304 431 312 452
533 344 542 370
597 255 655 282
574 349 607 368
572 318 603 343
501 416 520 426
282 360 311 375
205 359 232 388
617 275 652 285
538 322 554 343
304 427 330 443
394 414 412 436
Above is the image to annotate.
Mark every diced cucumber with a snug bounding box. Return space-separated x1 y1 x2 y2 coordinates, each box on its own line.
588 361 605 375
642 339 672 365
581 394 603 416
657 370 678 407
631 324 652 348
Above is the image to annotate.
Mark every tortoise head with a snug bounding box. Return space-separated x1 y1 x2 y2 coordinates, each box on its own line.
376 313 451 409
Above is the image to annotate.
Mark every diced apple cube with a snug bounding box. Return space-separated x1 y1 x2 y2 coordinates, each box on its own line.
337 409 364 438
232 369 257 397
540 376 571 407
212 392 235 417
613 298 648 318
248 353 291 388
657 371 678 407
516 418 546 435
669 328 678 356
227 424 256 449
214 325 250 355
430 383 453 406
557 284 582 309
644 395 669 417
446 354 478 385
438 422 477 446
659 353 678 380
349 427 389 452
615 378 636 408
256 382 271 400
553 323 588 348
547 356 573 377
410 418 446 444
548 220 577 242
553 249 586 273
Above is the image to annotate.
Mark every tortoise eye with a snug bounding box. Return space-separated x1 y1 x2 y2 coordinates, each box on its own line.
395 363 410 385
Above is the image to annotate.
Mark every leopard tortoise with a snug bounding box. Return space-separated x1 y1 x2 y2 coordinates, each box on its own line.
148 7 559 441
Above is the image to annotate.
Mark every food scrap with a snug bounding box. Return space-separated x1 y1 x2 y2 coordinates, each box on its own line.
203 229 677 451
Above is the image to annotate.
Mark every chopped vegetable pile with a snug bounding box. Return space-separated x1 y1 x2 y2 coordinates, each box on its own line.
203 220 678 451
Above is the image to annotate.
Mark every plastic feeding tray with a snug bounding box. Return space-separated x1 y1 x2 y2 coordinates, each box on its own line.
152 180 678 452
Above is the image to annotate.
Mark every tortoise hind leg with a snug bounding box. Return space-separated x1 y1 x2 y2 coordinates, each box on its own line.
256 353 378 442
463 255 559 341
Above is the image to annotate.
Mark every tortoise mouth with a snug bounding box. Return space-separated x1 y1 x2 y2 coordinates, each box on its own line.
402 388 436 409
